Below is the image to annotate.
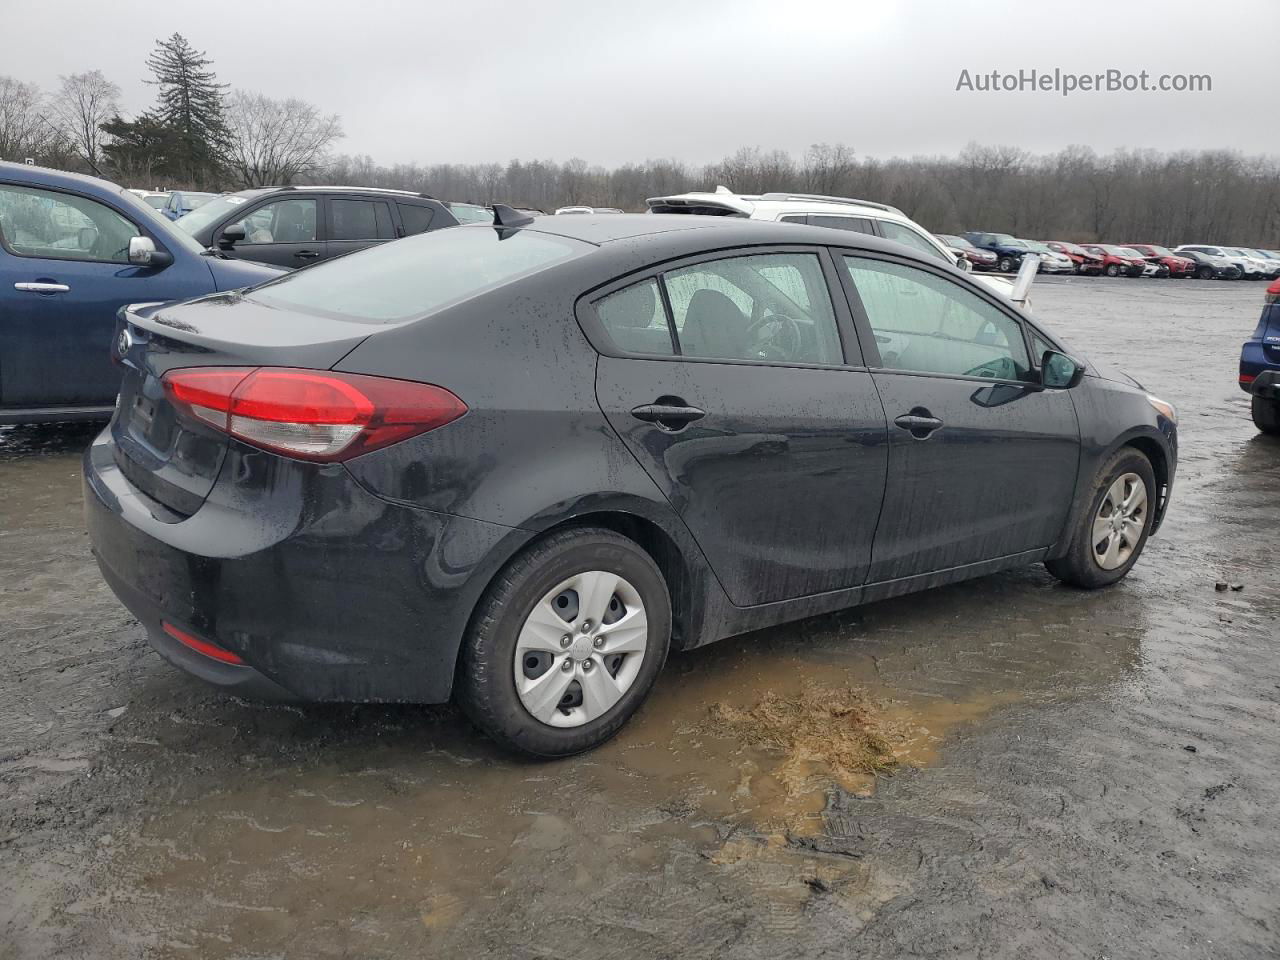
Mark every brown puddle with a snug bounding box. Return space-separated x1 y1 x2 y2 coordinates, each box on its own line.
83 573 1145 955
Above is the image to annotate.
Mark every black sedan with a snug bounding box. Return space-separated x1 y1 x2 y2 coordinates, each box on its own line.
84 212 1178 756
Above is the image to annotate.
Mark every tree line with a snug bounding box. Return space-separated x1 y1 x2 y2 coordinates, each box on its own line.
3 36 1279 245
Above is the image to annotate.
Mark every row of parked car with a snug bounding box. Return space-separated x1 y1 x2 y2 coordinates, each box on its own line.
942 232 1280 280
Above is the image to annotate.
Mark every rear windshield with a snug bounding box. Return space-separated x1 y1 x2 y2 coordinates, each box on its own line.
247 225 588 323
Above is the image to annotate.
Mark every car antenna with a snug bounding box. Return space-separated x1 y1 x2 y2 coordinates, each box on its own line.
492 203 534 229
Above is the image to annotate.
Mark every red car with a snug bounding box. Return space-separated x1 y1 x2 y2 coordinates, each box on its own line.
1046 241 1104 275
1082 244 1148 278
1125 244 1196 278
936 234 999 271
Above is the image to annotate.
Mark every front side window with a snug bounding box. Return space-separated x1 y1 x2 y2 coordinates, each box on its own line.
232 198 317 244
663 253 843 365
0 184 142 264
330 199 393 241
877 221 950 262
844 256 1029 380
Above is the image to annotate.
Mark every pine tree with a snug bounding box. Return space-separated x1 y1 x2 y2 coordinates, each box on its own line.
144 33 228 185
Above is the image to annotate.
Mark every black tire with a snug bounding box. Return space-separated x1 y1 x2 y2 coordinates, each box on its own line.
998 256 1015 273
1252 395 1280 435
1196 265 1214 279
1046 448 1157 589
1105 264 1120 277
455 526 671 757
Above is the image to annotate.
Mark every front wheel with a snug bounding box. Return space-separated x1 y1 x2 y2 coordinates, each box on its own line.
1047 449 1156 588
998 256 1016 273
1105 264 1120 277
1253 395 1280 435
456 527 671 757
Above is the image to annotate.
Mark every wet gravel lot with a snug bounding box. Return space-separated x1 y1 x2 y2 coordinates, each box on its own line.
2 277 1278 959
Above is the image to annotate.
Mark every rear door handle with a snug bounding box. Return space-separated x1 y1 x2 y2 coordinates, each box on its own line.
894 411 944 439
294 250 321 260
631 400 706 431
14 282 70 293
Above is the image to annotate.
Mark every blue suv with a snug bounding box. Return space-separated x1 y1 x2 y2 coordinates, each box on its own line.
0 163 280 424
1241 278 1280 434
963 231 1034 273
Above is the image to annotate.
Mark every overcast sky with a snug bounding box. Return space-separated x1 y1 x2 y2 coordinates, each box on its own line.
8 0 1278 167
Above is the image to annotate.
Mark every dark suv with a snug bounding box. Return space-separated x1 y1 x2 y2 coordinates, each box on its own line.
172 186 458 268
1241 278 1280 433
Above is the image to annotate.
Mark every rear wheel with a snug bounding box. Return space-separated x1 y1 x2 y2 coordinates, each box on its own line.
1253 395 1280 435
456 527 671 757
1047 449 1156 588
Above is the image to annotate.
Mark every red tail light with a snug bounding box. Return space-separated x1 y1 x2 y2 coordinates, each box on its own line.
162 622 245 665
1266 279 1280 304
162 367 467 462
1240 373 1257 385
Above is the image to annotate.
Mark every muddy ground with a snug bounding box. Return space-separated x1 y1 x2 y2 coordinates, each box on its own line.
2 277 1278 959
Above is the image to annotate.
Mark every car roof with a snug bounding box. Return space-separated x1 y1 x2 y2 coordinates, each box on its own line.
0 160 133 201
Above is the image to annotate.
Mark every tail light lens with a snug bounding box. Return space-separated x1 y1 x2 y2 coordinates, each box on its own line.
162 367 466 462
1266 279 1280 304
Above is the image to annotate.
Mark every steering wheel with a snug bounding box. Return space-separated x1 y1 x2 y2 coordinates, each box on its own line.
964 355 1019 379
747 312 802 361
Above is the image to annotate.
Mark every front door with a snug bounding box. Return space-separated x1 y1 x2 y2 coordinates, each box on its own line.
224 196 323 268
591 250 890 606
0 182 195 408
837 253 1080 583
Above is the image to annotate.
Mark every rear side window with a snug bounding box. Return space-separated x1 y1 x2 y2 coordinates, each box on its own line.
809 215 875 234
331 199 394 240
397 202 436 236
596 280 674 356
249 227 587 323
602 253 845 366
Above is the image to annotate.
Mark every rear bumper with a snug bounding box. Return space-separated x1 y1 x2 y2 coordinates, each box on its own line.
84 428 527 703
1243 367 1280 399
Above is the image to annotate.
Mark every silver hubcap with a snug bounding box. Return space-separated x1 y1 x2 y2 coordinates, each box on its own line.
1092 472 1147 570
513 570 648 728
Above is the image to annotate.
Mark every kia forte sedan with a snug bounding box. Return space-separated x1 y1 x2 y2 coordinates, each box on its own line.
84 212 1178 756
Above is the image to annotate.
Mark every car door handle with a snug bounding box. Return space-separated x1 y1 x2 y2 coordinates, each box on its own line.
894 411 944 439
631 400 706 431
14 282 70 293
294 250 320 260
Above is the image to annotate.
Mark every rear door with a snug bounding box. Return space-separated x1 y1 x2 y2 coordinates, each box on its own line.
223 195 323 268
0 181 206 409
836 252 1080 583
590 247 890 606
326 195 397 260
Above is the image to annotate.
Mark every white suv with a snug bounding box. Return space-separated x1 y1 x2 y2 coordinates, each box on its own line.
647 187 1018 299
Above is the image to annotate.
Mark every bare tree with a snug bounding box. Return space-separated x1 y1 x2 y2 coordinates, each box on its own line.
51 70 120 174
224 91 342 187
0 75 65 163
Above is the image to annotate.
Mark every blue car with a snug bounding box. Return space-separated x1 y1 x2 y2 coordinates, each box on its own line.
1241 278 1280 434
161 190 218 221
0 163 281 424
963 231 1034 274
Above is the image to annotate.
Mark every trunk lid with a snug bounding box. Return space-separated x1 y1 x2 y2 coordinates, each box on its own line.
110 293 376 517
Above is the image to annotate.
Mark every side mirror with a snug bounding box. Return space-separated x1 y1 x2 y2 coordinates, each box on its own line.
128 235 173 268
1041 350 1085 389
957 256 973 273
219 223 246 248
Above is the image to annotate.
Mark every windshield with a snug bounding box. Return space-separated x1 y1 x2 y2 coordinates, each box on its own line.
992 235 1026 248
143 194 168 210
941 235 973 249
448 202 491 224
1022 241 1051 253
182 192 217 209
1117 247 1145 258
248 225 588 323
1057 242 1087 255
172 193 259 237
1101 245 1130 256
111 188 206 255
1146 245 1174 256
